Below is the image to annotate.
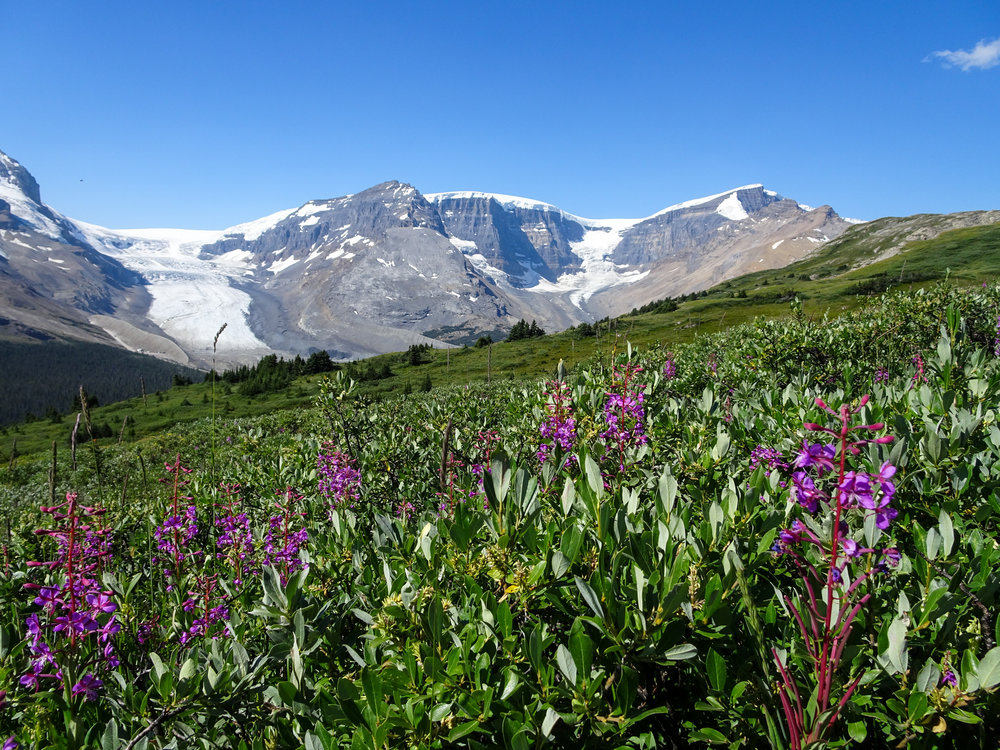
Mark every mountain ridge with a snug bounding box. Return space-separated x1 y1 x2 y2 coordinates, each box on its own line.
1 147 858 366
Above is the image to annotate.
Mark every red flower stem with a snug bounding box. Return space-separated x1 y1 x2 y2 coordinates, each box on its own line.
828 672 865 733
817 405 851 717
773 647 805 747
65 493 78 649
785 597 817 659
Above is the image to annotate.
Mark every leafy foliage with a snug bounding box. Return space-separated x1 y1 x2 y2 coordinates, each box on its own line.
2 284 1000 747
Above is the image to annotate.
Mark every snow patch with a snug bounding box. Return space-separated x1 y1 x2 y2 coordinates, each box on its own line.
771 240 784 250
448 237 478 251
521 219 648 308
428 191 564 214
0 181 64 240
222 208 296 241
717 193 749 221
268 255 299 274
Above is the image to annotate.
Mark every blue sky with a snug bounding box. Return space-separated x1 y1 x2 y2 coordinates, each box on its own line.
3 1 998 229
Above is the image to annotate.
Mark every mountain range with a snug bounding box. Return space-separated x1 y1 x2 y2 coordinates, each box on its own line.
1 148 861 368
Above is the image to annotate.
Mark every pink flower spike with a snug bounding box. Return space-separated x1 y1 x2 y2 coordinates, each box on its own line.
875 435 894 444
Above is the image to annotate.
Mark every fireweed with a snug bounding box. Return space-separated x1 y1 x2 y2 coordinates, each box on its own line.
317 443 362 513
600 363 648 473
770 395 899 749
21 493 119 704
439 429 500 516
153 456 198 591
910 353 926 388
179 574 229 645
537 381 576 466
264 487 309 584
662 353 677 381
215 482 256 589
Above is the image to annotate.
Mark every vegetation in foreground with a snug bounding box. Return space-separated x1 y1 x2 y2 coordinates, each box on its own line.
1 283 1000 748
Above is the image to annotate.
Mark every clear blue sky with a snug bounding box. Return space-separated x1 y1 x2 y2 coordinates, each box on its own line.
3 1 998 229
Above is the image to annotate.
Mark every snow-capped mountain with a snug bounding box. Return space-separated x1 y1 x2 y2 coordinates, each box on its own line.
0 147 857 367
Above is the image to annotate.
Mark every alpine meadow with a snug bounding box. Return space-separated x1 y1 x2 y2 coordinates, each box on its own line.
3 275 1000 747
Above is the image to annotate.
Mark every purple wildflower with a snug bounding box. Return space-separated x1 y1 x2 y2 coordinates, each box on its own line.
795 441 836 476
317 445 362 511
537 381 576 464
71 674 103 701
600 363 648 472
662 354 677 380
791 471 823 513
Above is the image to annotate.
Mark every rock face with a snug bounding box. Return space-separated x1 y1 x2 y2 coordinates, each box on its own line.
0 152 155 350
0 146 871 367
427 193 587 282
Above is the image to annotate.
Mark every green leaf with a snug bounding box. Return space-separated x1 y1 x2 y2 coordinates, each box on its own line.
663 643 698 661
658 469 678 514
101 719 119 750
711 430 730 461
584 454 604 499
706 649 727 692
430 703 452 722
977 646 1000 689
560 523 583 564
528 625 544 675
149 652 166 684
916 658 940 693
501 670 520 700
925 527 942 560
551 550 570 579
938 509 955 557
908 691 929 722
688 727 727 744
541 707 560 737
634 564 647 613
847 720 867 743
556 644 578 686
708 501 724 544
569 627 594 683
361 668 383 707
574 577 605 619
261 566 285 608
448 721 481 741
885 617 908 674
277 680 297 705
303 732 324 750
561 477 575 515
179 656 198 682
497 601 512 639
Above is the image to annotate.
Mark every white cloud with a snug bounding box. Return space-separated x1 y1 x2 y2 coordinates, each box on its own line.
929 36 1000 71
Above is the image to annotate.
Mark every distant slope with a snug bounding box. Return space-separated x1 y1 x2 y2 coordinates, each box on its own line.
0 340 204 426
615 212 1000 344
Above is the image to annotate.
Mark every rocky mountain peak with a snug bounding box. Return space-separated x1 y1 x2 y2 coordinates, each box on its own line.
0 150 42 204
